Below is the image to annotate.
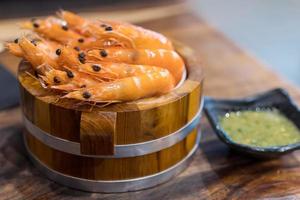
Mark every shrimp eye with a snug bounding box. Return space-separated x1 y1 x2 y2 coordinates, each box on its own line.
80 85 86 88
82 91 91 99
33 22 39 28
34 70 39 78
78 38 84 43
31 40 37 46
14 38 18 43
55 49 61 55
100 50 108 57
79 57 85 64
62 25 69 31
105 26 113 31
78 53 86 64
92 64 101 72
74 46 80 51
53 76 61 84
78 52 85 58
66 70 74 78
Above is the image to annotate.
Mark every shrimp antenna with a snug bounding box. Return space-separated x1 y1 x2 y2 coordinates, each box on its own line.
25 70 39 81
56 9 65 18
53 96 61 104
93 102 115 108
88 101 97 112
74 100 91 108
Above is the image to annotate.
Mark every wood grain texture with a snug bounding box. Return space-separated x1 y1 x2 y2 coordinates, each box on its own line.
25 130 197 180
80 111 116 155
1 3 300 200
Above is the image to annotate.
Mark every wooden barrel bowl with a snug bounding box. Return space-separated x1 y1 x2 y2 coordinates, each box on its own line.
19 43 204 193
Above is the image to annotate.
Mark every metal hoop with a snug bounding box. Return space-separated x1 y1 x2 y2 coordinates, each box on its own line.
23 101 203 158
24 130 200 193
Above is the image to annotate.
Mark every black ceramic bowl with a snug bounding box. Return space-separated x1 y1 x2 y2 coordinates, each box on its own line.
204 88 300 158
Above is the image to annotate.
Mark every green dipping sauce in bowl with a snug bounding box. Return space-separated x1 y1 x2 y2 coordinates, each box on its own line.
220 109 300 147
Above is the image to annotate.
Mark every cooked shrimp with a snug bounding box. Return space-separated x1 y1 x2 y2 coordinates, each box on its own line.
78 62 168 80
69 37 125 50
86 24 136 49
58 10 134 48
59 11 173 50
37 64 69 85
24 14 124 50
58 10 87 34
63 68 175 102
7 10 182 102
57 46 82 67
22 17 83 44
18 37 59 68
38 64 102 91
87 48 184 83
86 21 174 50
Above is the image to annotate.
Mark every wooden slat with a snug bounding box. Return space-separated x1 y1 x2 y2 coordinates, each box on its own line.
80 111 116 155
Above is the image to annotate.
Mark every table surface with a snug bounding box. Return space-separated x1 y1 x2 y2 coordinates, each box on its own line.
1 2 300 200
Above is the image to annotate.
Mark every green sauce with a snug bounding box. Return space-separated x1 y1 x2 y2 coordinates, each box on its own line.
220 109 300 147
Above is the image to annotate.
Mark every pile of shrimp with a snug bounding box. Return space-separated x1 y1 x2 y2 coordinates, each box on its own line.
6 10 185 103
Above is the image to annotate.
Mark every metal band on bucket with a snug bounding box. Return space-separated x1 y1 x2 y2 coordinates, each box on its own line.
23 101 203 158
24 130 200 193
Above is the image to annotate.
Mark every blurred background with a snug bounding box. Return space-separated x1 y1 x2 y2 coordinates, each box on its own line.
0 0 299 86
192 0 300 86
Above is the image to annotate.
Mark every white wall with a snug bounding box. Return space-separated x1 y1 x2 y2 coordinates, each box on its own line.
190 0 300 86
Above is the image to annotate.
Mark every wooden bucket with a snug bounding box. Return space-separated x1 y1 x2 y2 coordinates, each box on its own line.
19 43 204 193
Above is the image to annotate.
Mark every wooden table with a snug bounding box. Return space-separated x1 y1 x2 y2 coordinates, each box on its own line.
1 2 300 199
